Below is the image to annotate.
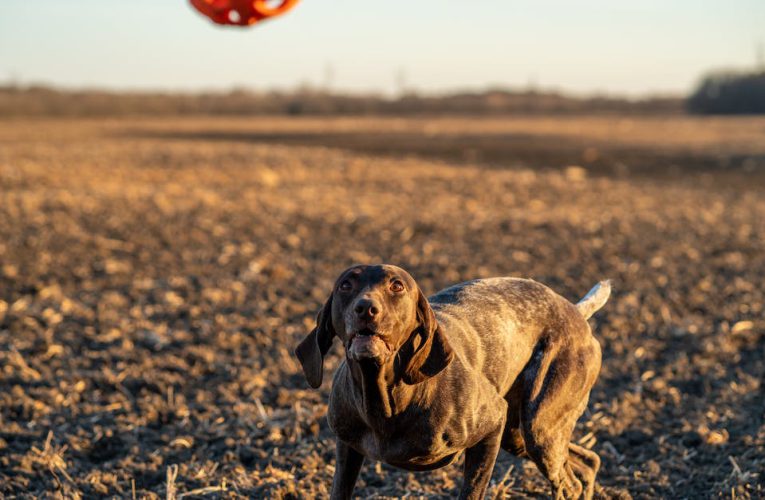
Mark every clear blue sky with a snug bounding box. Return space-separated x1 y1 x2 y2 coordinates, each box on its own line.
1 0 763 96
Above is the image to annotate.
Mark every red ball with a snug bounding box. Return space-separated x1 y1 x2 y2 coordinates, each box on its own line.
190 0 300 26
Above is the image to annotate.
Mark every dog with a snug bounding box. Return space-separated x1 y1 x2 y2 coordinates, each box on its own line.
295 264 610 499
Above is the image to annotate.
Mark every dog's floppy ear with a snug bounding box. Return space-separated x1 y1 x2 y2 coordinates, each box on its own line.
402 288 454 385
295 294 336 388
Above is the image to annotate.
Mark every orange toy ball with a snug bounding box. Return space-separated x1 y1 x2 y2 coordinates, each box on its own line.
190 0 300 26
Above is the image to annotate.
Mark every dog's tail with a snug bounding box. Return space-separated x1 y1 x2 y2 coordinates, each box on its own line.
576 280 612 320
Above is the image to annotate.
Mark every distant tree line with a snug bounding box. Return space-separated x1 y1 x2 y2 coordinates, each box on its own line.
687 70 765 114
0 85 682 118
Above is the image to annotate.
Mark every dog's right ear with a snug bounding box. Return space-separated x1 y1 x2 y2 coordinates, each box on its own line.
295 294 336 389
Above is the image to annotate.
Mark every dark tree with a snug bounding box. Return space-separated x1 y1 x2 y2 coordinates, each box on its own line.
687 71 765 114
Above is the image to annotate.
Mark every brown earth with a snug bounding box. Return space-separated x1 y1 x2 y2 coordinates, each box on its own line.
0 116 763 498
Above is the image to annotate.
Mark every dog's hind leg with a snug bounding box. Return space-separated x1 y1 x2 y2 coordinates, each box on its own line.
519 334 602 500
567 442 601 499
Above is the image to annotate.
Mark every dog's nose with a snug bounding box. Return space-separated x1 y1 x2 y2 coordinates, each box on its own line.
354 299 379 318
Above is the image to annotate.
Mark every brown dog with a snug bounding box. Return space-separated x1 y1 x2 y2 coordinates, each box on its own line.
295 265 610 499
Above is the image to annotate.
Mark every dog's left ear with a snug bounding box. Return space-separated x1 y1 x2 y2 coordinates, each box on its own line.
402 288 454 384
295 294 336 389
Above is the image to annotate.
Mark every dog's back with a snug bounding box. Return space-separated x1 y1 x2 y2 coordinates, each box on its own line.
429 277 603 395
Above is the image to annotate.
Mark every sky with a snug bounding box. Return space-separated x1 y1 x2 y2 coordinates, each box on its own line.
1 0 763 96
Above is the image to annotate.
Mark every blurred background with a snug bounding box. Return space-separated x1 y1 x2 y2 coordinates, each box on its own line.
0 1 763 499
2 0 765 114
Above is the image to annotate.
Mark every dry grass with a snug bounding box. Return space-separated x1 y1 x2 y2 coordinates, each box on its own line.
0 116 763 498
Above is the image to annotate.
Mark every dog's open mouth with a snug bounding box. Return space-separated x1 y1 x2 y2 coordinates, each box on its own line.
348 328 390 361
356 327 376 337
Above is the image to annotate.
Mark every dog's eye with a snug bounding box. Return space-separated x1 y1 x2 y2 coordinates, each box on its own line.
390 280 405 293
339 280 353 292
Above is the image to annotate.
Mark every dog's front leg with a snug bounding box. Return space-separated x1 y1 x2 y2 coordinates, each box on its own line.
330 440 365 500
459 413 506 500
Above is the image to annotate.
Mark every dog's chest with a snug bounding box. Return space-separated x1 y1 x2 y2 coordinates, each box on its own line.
360 424 459 471
329 399 458 469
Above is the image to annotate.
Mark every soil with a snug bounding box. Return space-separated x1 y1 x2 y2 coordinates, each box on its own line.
0 117 763 498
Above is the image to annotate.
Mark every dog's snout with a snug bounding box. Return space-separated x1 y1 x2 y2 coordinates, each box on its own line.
353 298 380 319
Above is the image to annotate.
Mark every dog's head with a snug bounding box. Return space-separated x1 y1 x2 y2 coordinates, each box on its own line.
295 264 454 388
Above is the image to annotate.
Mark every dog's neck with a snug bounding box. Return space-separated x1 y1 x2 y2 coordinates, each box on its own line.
348 354 416 421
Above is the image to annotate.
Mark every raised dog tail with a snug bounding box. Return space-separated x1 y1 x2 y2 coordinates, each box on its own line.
576 280 612 320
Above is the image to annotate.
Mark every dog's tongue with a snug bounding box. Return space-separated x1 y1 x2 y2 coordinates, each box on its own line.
353 335 376 346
